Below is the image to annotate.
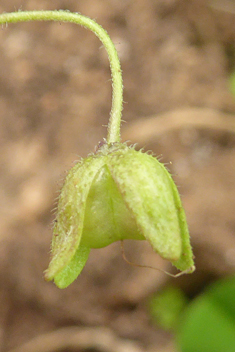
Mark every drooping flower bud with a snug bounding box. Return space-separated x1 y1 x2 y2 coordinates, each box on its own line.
44 142 195 288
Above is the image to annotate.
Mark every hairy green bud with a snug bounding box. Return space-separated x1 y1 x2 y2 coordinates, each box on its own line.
44 142 194 288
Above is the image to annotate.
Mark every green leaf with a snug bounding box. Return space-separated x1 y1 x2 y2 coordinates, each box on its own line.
148 286 188 330
176 276 235 352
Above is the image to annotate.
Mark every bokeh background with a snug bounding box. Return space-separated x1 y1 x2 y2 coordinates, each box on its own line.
1 0 235 351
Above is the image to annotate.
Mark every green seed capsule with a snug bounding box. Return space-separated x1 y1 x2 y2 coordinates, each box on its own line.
44 143 195 288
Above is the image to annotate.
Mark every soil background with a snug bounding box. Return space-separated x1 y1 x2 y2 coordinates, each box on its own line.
1 1 235 351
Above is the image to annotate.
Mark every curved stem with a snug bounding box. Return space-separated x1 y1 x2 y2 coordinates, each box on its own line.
0 10 123 143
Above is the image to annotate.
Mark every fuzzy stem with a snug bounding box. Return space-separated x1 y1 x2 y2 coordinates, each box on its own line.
0 10 123 143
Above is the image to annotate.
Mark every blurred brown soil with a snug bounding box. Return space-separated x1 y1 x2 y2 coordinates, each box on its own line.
1 1 235 352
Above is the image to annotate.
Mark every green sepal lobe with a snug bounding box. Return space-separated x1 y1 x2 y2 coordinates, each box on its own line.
44 156 106 283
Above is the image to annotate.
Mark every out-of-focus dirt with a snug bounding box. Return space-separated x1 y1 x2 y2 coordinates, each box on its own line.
1 1 235 351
